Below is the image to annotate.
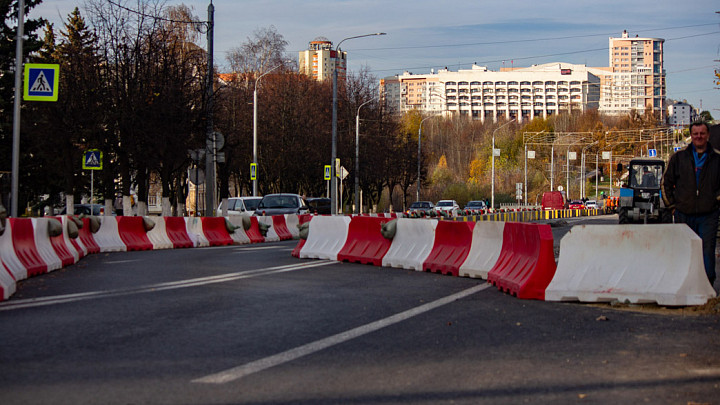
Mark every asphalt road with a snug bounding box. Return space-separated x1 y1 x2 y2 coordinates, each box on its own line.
1 217 719 404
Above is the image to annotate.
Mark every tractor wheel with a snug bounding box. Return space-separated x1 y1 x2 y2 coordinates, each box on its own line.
661 209 673 223
618 207 630 224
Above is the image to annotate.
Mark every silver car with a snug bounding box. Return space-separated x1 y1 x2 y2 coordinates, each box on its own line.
217 196 262 216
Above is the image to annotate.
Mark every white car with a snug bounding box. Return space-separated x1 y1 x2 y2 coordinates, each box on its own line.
584 200 600 210
217 196 262 216
434 200 460 216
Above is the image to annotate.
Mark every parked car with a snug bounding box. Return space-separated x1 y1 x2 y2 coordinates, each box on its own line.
217 196 262 216
254 193 308 216
464 200 487 212
58 203 112 216
406 201 434 216
568 200 585 209
306 197 331 215
435 200 460 216
584 200 600 210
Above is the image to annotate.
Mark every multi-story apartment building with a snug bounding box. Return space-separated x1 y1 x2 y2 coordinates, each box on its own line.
382 63 600 123
378 30 665 121
667 101 697 128
298 37 346 81
594 30 665 118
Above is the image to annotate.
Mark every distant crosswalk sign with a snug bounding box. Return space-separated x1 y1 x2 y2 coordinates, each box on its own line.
324 165 331 180
250 163 257 181
82 150 102 170
24 64 59 101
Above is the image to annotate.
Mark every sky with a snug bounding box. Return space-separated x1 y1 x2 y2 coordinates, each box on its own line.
32 0 720 116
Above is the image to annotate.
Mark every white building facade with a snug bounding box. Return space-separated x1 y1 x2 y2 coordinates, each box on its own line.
382 63 600 123
667 101 696 128
298 37 347 81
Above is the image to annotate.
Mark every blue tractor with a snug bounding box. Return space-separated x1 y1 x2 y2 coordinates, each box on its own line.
617 158 671 224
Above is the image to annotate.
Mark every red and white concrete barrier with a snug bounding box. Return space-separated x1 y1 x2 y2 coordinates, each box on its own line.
93 216 127 252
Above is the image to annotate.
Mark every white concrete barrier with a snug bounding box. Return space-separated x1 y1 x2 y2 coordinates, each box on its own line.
0 261 16 300
146 217 174 250
257 216 279 242
31 218 63 272
184 217 209 248
382 218 437 271
225 216 251 245
93 216 127 252
546 224 717 306
299 216 351 260
285 215 300 239
459 221 505 279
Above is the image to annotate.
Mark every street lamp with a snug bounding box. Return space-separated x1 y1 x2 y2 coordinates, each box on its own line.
253 64 281 197
331 32 385 215
355 98 373 214
417 115 438 201
491 119 516 211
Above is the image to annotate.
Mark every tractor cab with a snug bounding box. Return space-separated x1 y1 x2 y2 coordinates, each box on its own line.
618 158 670 223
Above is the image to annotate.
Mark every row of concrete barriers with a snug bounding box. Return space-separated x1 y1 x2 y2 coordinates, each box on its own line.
294 216 717 306
0 214 304 301
1 212 714 306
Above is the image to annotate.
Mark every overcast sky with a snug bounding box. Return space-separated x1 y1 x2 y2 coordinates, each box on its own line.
32 0 720 115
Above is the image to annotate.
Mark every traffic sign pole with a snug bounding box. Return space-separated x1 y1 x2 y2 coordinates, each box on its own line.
10 0 24 217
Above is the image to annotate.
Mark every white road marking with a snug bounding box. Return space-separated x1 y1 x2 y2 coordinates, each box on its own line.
0 261 333 311
193 283 492 384
232 246 286 252
105 259 140 264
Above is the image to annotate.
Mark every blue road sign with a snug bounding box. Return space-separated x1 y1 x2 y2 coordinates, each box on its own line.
648 149 657 157
24 64 59 101
250 163 257 181
324 165 331 181
83 150 103 170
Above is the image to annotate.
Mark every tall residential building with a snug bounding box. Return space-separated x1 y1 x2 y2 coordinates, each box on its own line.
298 37 346 81
381 63 600 123
599 30 665 118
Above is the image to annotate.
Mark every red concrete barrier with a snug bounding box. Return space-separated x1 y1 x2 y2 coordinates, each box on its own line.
9 218 47 278
78 217 100 254
164 217 194 249
337 216 393 266
487 222 557 300
272 216 293 241
422 221 475 276
117 216 153 251
201 217 233 246
49 218 76 267
245 216 265 244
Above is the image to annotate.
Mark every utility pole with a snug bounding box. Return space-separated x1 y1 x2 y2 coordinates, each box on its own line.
204 1 215 216
10 0 25 217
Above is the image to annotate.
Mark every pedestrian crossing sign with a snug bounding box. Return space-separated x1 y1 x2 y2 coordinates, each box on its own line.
83 150 102 170
24 64 60 101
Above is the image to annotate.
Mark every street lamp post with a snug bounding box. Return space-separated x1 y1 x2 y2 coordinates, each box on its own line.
491 119 516 211
253 64 281 197
417 115 437 201
355 99 373 214
331 32 385 215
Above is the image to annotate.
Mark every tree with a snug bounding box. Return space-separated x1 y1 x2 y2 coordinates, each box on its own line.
226 26 290 74
700 110 714 121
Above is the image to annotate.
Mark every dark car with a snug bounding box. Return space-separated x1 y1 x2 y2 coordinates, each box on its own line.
254 193 309 216
306 197 331 215
406 201 435 216
58 203 112 216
